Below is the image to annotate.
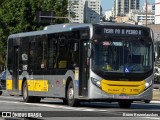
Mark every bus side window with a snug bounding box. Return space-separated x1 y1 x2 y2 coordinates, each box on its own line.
72 51 79 67
48 37 57 69
58 48 67 69
58 60 67 68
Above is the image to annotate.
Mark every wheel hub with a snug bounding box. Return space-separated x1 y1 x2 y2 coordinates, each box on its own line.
23 84 27 99
68 88 73 100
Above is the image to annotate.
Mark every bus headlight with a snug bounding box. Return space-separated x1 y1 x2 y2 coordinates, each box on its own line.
91 78 101 88
145 80 153 89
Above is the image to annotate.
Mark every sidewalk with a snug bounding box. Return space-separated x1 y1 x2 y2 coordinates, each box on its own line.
153 89 160 101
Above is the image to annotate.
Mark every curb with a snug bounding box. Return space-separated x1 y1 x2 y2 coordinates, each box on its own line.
151 100 160 103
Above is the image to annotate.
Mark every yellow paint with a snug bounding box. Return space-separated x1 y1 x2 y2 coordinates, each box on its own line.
27 80 34 91
19 80 22 90
101 79 145 95
6 79 12 90
27 80 48 92
6 79 48 92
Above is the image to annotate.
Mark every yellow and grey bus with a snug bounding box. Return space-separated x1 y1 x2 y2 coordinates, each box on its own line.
6 23 154 108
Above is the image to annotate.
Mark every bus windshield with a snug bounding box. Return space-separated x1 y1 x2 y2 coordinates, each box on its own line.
92 37 153 74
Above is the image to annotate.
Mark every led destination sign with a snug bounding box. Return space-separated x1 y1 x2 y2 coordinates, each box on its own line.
103 28 143 35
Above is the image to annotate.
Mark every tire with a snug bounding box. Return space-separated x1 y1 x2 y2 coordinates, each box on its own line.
22 80 34 103
67 81 79 107
9 94 14 96
34 97 41 103
62 98 68 105
0 87 2 95
144 100 150 103
119 101 132 108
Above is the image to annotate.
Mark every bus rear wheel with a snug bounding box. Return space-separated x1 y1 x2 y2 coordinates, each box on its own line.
67 81 79 107
22 80 35 103
118 101 132 108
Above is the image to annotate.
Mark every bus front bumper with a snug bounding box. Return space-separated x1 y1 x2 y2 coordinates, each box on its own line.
88 84 153 101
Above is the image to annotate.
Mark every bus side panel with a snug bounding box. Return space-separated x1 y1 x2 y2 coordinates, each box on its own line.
44 70 76 98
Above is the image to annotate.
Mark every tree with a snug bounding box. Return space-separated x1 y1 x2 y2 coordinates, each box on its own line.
0 0 69 70
54 0 68 23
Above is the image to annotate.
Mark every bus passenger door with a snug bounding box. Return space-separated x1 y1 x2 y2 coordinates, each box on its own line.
79 40 89 96
12 46 19 93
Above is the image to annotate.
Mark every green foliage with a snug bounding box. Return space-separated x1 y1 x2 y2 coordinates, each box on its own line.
0 0 69 69
54 0 68 23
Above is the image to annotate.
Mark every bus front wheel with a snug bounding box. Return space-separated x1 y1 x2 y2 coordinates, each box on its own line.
118 101 132 108
22 80 34 103
144 100 150 103
0 86 2 95
67 81 79 107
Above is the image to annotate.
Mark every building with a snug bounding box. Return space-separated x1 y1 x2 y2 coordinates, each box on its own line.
114 0 139 17
68 0 101 23
130 9 155 25
114 2 155 25
148 24 160 41
130 2 155 25
129 0 139 11
105 11 112 21
68 0 85 23
155 0 160 24
142 2 154 12
84 0 101 23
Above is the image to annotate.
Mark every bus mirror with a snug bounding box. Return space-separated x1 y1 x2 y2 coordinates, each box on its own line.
74 43 78 51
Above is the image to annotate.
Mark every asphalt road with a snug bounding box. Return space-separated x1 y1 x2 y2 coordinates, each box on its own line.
0 91 160 120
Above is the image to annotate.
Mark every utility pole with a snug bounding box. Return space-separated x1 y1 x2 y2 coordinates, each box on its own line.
145 0 148 26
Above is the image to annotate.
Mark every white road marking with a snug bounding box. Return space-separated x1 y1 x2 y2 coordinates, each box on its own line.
0 100 159 119
0 96 22 100
0 96 160 120
0 100 108 112
150 101 160 103
145 117 160 120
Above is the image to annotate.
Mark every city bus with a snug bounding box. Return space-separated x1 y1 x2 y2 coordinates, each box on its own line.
6 23 154 108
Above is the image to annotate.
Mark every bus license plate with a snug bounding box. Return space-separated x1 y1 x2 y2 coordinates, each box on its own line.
118 95 129 99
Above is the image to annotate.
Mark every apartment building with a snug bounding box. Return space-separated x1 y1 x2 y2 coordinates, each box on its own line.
155 0 160 24
114 0 139 16
68 0 101 23
84 0 101 23
68 0 85 23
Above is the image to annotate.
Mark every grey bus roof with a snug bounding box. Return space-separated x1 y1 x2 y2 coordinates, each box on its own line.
8 23 148 39
8 23 92 39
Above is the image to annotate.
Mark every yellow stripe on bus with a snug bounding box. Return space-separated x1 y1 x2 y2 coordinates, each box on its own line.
6 79 48 92
27 80 49 92
19 80 22 90
101 79 145 95
6 79 12 90
7 79 22 90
